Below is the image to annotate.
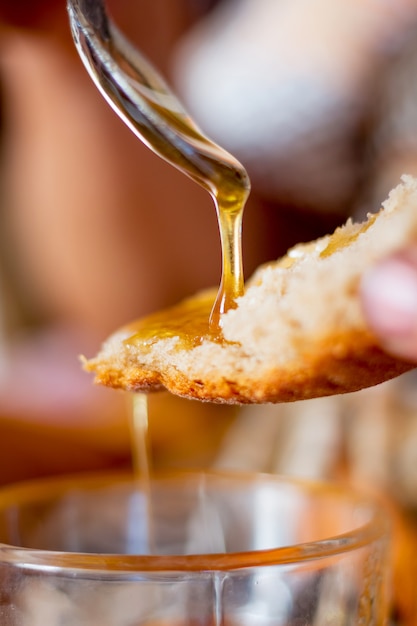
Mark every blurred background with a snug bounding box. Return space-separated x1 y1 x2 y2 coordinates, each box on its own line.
1 0 417 622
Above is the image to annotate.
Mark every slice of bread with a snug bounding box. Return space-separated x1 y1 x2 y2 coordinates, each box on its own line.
84 175 417 404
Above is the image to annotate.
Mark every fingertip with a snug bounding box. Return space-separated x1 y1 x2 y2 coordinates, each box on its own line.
361 251 417 361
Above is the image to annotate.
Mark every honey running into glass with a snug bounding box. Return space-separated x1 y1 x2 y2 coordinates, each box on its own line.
129 393 154 552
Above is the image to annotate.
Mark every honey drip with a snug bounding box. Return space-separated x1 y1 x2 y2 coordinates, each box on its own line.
129 393 154 553
69 1 250 344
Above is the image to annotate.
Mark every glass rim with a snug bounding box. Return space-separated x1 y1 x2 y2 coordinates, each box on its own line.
0 470 389 573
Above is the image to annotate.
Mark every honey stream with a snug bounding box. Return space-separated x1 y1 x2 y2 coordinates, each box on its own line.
69 0 249 559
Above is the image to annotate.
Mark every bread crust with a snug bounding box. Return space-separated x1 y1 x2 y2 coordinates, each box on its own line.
85 329 413 404
85 175 417 404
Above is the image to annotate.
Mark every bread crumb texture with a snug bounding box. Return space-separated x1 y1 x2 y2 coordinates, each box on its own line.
85 176 417 404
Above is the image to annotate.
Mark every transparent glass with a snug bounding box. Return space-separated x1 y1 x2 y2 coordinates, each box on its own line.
0 471 390 625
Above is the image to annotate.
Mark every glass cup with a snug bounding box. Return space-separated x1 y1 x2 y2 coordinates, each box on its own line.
0 471 390 625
